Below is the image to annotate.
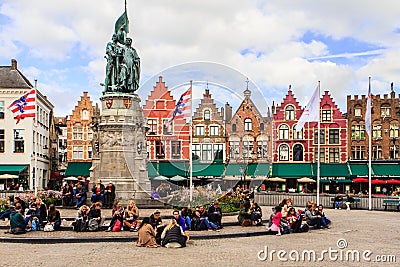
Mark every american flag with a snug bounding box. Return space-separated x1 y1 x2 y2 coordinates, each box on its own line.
8 89 36 124
168 87 191 123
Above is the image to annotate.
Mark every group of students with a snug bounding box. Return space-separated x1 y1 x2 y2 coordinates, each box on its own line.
178 202 223 232
267 198 332 236
2 195 62 234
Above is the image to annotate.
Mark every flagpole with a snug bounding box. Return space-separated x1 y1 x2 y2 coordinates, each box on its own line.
316 81 321 205
368 77 372 210
34 80 38 196
189 80 193 203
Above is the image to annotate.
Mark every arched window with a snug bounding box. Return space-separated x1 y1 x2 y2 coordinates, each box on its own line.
232 124 237 132
293 144 303 161
204 110 210 120
244 118 252 131
279 144 289 161
285 105 295 121
82 109 89 120
293 125 303 139
279 125 289 140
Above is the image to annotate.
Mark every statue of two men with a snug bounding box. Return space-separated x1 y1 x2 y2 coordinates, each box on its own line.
103 35 140 93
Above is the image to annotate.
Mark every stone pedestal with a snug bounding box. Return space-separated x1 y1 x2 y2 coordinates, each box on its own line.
92 93 151 202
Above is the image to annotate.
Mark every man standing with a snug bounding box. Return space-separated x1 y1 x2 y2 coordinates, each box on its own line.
120 37 140 92
104 34 122 92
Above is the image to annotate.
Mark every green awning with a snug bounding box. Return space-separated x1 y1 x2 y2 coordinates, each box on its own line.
148 162 159 178
247 163 271 177
158 161 186 177
192 163 224 177
312 163 350 178
372 163 400 177
0 165 28 175
348 163 370 177
271 163 313 178
64 162 91 177
224 164 245 177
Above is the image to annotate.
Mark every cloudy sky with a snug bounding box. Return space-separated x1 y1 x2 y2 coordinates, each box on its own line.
1 0 400 117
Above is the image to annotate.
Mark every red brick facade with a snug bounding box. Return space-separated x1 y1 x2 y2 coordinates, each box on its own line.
143 76 190 161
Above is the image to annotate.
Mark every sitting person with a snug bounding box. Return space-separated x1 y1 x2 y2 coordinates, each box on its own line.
161 219 188 248
91 180 105 204
9 203 27 234
286 207 302 233
46 204 61 231
73 205 90 232
103 181 115 208
172 210 187 232
180 206 192 230
344 194 354 211
250 202 263 226
191 210 219 231
280 198 293 218
237 198 252 226
149 210 164 245
62 183 74 206
123 200 140 231
334 193 343 209
75 183 87 208
136 217 159 248
305 203 322 229
106 201 125 232
35 198 48 228
266 205 282 236
207 201 222 228
317 204 331 228
151 190 160 200
88 202 104 231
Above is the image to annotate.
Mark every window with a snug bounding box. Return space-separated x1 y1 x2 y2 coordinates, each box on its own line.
0 101 4 119
232 124 237 132
88 129 93 141
351 146 365 160
147 119 157 135
0 129 4 152
354 108 361 117
244 118 252 131
381 107 390 117
14 129 24 153
314 130 325 144
202 144 212 161
155 141 165 159
192 144 201 160
88 146 92 159
82 109 89 120
293 144 303 161
328 148 340 163
372 145 382 160
213 144 223 161
372 125 382 139
279 125 289 140
390 124 399 138
171 141 181 159
322 110 331 122
162 119 173 135
229 141 239 159
210 126 219 136
390 145 399 159
195 126 204 136
73 127 83 140
328 129 339 144
285 105 295 121
351 125 365 139
243 141 253 159
260 123 264 131
293 126 303 140
72 146 83 159
279 144 289 161
314 149 326 163
257 141 268 158
204 110 210 120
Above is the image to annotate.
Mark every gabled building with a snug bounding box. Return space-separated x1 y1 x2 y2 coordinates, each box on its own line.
226 87 272 164
55 116 68 172
143 76 190 165
192 88 226 163
0 59 54 190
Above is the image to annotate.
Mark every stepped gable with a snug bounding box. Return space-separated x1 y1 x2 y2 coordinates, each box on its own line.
274 86 303 121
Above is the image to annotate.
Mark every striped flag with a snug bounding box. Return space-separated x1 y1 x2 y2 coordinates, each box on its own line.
8 89 36 124
365 78 371 135
295 84 320 132
168 87 191 123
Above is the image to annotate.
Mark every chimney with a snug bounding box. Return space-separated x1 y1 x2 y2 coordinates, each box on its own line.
11 59 17 70
225 102 232 122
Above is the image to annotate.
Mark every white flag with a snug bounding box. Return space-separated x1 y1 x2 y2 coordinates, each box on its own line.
365 78 371 135
295 85 320 132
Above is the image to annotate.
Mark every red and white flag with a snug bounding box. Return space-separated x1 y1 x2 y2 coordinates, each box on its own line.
168 87 191 122
8 89 36 124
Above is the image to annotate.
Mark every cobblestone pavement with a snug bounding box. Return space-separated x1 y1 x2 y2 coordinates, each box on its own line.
0 208 399 267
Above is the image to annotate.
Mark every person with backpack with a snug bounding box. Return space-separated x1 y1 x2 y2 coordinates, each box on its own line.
73 205 90 232
88 202 104 231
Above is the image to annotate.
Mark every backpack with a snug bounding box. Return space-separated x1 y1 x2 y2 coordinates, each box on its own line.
73 219 87 232
88 218 100 231
31 218 40 231
300 223 309 232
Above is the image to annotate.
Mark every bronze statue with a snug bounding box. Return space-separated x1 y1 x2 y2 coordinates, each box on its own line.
119 37 140 92
104 34 123 92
